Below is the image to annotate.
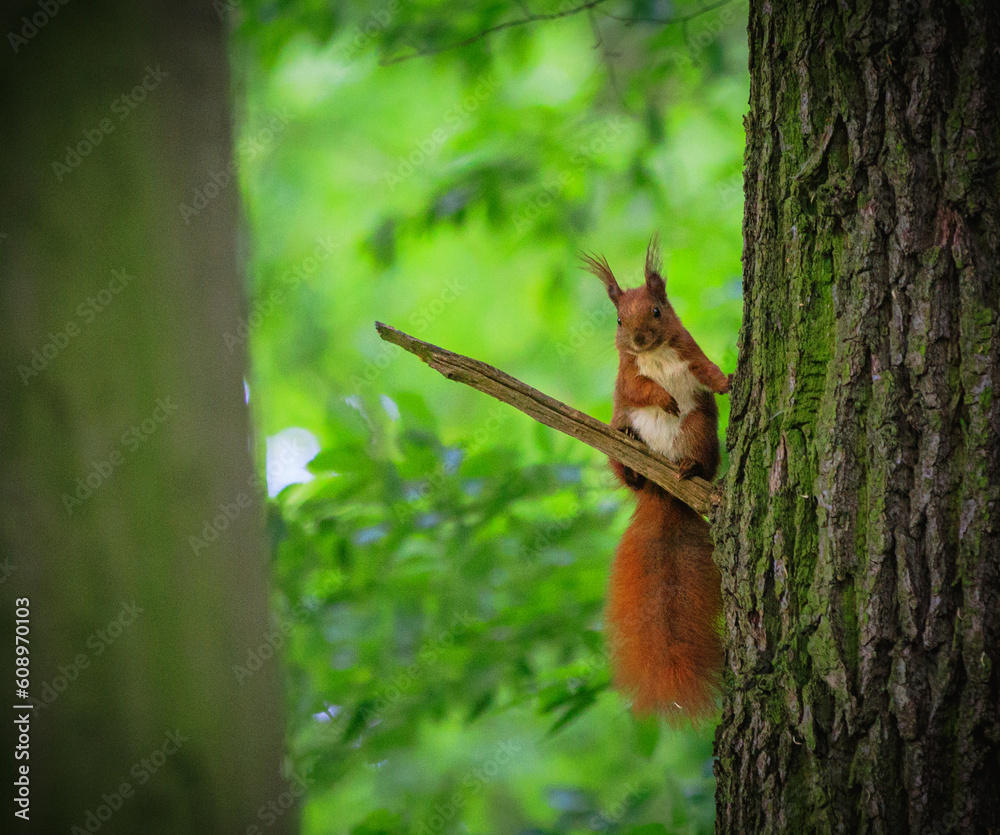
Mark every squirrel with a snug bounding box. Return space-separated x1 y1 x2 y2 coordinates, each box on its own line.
581 237 729 722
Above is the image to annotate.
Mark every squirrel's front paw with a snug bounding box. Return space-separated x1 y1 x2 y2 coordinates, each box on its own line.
620 424 641 442
659 394 680 416
675 458 702 480
708 368 730 395
691 360 731 395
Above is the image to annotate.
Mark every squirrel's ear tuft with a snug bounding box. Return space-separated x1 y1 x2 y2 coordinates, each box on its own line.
580 252 622 306
644 233 665 298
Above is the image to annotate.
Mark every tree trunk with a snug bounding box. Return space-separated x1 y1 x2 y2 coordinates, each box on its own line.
0 2 290 831
715 1 1000 832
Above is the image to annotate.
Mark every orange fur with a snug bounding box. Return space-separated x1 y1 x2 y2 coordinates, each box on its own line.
606 487 723 722
582 236 729 721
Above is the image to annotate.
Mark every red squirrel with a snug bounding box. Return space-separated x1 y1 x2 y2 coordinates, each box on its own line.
582 237 729 721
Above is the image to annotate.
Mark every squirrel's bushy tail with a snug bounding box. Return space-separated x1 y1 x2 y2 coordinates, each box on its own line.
606 486 723 722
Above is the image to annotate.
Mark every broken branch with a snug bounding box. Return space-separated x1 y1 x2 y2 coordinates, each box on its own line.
375 322 723 516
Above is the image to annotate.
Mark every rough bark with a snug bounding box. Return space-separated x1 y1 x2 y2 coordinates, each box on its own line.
714 2 1000 832
0 1 289 831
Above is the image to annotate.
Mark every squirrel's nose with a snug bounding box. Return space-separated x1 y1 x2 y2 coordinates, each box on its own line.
634 334 648 348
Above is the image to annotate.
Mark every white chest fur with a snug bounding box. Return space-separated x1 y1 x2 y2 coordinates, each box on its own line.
628 345 705 459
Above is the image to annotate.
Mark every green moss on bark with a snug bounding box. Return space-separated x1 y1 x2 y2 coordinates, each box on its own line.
715 1 1000 832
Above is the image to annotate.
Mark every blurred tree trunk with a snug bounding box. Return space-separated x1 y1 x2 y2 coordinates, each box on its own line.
715 1 1000 832
0 1 290 832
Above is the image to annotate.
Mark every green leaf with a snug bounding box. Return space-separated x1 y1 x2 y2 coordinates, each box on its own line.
634 714 661 759
350 809 404 835
620 825 669 835
546 691 597 735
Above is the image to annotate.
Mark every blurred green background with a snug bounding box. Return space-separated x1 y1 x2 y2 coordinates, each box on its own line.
231 1 747 832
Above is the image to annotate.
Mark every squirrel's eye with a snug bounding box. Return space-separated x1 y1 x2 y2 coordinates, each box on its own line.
652 307 661 318
617 317 622 326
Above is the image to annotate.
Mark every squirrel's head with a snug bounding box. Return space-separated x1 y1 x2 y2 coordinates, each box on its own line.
581 236 678 355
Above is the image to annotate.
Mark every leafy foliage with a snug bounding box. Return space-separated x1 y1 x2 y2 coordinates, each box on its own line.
231 0 747 831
